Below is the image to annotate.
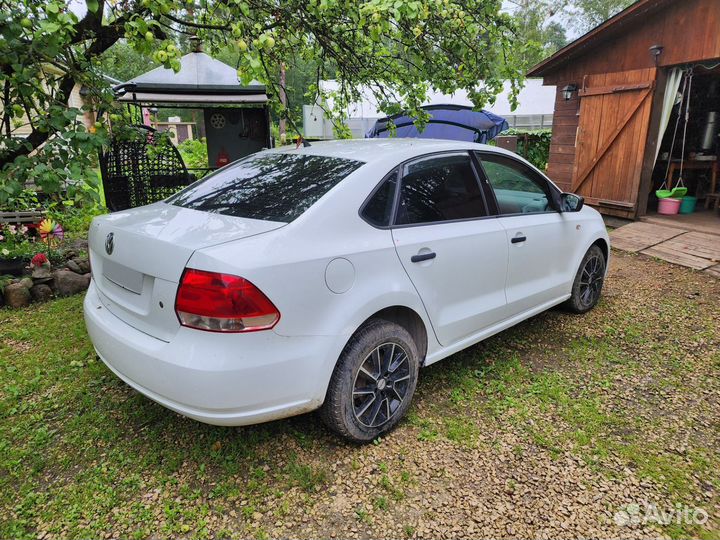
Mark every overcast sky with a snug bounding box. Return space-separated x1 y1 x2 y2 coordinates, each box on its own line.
502 0 583 39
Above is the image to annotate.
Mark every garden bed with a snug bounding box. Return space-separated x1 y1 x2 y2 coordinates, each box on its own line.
1 208 100 308
0 244 91 308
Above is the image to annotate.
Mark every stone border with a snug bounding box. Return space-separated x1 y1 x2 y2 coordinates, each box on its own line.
0 255 91 308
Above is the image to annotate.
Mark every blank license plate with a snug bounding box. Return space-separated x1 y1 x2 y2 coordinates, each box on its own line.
103 259 144 295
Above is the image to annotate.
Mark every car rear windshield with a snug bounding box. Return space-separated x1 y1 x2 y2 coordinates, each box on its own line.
168 152 364 222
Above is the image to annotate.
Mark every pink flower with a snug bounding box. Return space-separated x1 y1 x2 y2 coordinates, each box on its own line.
19 225 28 234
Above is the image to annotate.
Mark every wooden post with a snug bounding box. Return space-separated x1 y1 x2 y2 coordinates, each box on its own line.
636 69 667 218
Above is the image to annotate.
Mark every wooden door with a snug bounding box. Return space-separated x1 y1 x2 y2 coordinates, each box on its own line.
572 68 657 218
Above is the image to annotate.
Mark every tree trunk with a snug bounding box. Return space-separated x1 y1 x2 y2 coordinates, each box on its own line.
279 63 287 141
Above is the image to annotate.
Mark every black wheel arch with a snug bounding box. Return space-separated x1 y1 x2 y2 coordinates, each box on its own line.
592 238 609 266
357 306 428 365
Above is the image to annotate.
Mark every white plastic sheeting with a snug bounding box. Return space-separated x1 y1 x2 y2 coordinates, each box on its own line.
304 79 556 138
654 68 684 165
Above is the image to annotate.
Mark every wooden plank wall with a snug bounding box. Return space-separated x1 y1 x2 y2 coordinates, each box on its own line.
546 85 580 192
542 0 720 86
540 0 720 216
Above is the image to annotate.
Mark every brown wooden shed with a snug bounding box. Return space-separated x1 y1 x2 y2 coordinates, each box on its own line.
529 0 720 219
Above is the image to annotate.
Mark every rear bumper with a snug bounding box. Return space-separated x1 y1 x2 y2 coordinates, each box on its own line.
83 281 343 426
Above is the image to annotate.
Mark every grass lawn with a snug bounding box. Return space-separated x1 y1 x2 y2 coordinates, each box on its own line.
1 250 718 539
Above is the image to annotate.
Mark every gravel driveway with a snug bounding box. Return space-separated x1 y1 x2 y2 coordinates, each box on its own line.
1 250 718 539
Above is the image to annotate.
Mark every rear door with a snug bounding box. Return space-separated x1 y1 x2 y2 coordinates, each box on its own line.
476 152 579 315
389 152 509 346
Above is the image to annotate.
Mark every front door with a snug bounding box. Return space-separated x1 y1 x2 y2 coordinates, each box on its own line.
391 152 509 346
477 152 579 315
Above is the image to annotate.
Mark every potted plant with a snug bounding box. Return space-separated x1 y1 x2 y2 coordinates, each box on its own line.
0 224 31 275
0 223 65 276
0 253 25 275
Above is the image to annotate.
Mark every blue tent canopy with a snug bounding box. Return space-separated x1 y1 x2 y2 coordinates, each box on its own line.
365 104 508 143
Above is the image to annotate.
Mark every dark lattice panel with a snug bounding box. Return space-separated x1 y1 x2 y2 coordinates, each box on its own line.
100 125 194 212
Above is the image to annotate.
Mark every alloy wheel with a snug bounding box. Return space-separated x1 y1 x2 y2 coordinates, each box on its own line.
579 255 604 308
352 342 411 428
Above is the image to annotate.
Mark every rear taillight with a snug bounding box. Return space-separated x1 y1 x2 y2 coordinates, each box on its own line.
175 269 280 333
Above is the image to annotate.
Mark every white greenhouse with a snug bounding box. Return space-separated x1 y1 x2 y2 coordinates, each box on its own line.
303 79 556 139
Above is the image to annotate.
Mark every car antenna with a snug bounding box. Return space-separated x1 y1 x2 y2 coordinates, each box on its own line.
295 136 311 148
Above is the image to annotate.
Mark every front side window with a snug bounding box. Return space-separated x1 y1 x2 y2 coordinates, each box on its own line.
477 153 552 215
168 153 364 222
396 153 486 225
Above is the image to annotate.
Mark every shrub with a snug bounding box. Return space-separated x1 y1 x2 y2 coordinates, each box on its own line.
501 129 552 171
2 189 42 212
48 206 106 238
177 138 209 171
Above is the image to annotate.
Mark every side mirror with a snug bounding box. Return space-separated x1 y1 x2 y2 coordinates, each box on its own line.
560 193 584 212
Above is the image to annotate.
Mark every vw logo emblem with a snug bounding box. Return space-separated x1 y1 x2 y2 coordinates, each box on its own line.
105 232 114 255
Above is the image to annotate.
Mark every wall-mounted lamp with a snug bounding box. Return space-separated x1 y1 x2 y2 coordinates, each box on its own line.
562 84 578 101
649 44 664 66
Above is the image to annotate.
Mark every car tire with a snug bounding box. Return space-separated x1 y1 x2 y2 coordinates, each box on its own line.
564 245 606 314
320 319 420 443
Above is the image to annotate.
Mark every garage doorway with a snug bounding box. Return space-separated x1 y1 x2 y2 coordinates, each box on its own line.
646 64 720 229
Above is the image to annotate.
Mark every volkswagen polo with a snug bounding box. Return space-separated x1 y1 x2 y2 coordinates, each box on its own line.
84 139 609 442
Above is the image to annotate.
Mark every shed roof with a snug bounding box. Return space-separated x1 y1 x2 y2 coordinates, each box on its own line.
528 0 672 77
116 51 268 104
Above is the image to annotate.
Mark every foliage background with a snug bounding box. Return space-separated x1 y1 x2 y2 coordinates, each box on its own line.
0 0 531 207
505 128 553 171
0 0 634 213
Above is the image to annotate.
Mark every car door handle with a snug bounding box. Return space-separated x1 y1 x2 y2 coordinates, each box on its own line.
511 235 527 244
411 252 436 263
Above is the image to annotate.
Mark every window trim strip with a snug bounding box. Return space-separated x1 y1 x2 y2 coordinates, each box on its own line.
392 151 492 228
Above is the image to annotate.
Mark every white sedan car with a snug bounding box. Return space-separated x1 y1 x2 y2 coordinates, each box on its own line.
84 139 609 442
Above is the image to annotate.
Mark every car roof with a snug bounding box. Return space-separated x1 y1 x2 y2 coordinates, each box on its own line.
268 138 519 164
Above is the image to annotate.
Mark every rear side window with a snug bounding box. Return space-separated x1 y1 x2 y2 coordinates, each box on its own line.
477 153 552 215
361 171 398 227
396 153 486 225
168 153 363 222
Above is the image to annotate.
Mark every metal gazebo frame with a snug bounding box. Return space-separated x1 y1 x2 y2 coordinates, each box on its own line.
100 49 271 212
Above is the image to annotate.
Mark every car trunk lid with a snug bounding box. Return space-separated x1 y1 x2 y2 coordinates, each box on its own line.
88 202 284 341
